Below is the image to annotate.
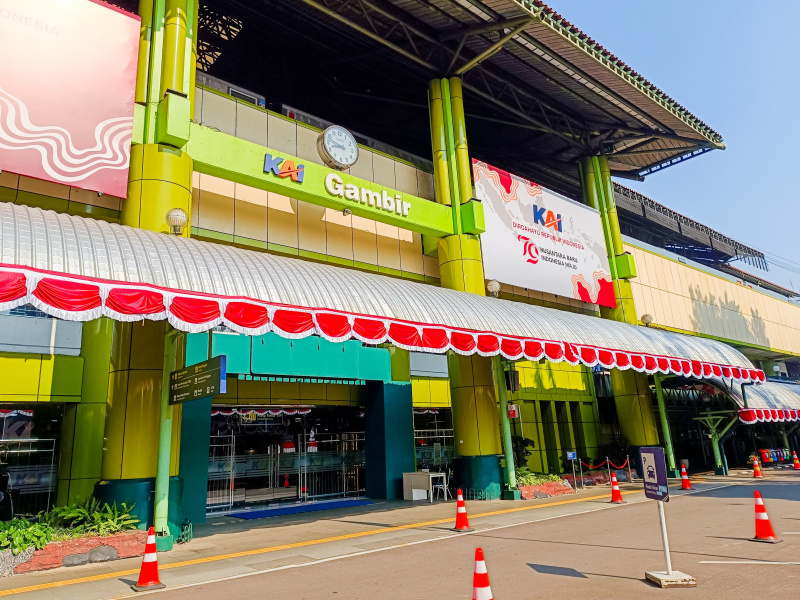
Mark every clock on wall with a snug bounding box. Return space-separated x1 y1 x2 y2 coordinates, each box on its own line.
317 125 359 170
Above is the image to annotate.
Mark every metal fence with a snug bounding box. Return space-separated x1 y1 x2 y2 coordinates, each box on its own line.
0 439 57 517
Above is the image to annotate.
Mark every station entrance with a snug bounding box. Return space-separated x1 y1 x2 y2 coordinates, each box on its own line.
207 406 365 514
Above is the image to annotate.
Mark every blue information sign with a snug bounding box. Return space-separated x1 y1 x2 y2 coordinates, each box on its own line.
640 447 669 502
566 451 577 461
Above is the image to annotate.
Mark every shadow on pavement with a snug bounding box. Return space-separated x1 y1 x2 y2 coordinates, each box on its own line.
528 564 587 578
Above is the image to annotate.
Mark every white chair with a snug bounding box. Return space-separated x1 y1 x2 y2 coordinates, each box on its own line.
432 469 450 501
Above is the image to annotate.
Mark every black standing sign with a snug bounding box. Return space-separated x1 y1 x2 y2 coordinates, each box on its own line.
640 446 669 502
169 355 227 405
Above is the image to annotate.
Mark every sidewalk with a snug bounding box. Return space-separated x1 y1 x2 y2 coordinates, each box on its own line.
0 474 759 599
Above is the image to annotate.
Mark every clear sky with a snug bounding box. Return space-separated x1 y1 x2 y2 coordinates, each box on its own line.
553 1 800 291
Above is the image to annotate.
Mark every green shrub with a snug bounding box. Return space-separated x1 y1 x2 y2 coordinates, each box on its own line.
0 519 53 555
41 498 139 536
515 467 563 487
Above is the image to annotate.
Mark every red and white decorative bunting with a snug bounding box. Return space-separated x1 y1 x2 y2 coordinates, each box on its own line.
0 265 766 384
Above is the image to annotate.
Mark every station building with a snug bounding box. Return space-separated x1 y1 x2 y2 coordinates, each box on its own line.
0 0 798 540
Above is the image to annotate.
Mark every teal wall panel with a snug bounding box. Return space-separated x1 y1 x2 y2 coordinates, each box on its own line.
180 332 212 525
211 332 251 374
365 381 414 499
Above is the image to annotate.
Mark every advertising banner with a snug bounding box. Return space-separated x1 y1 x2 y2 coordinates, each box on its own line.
0 0 139 198
474 160 616 308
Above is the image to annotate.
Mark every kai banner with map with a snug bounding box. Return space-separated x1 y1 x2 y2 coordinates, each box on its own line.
474 160 616 308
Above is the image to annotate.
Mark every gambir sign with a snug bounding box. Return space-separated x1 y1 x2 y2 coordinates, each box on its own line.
474 160 616 308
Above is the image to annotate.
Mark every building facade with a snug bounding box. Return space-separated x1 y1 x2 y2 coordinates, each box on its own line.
0 0 798 543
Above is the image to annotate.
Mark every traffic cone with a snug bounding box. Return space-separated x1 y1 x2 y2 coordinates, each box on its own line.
284 473 290 488
452 488 474 532
680 465 692 490
131 527 165 591
472 548 493 600
752 491 781 543
753 457 764 478
609 471 624 504
792 451 800 471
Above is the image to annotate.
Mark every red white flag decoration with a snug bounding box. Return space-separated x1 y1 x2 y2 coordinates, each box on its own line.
0 204 767 386
474 160 616 308
0 0 139 198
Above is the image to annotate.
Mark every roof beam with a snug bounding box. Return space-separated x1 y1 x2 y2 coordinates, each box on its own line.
453 21 531 75
439 16 533 40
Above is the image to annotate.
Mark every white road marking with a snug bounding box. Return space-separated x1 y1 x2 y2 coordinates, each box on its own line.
700 561 800 565
108 482 741 598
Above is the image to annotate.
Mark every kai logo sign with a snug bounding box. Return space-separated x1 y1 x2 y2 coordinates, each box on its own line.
533 205 562 232
264 153 304 183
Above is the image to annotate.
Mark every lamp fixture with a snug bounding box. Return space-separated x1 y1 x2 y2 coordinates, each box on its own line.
486 279 501 298
165 207 189 235
343 208 352 216
640 314 653 326
97 191 103 197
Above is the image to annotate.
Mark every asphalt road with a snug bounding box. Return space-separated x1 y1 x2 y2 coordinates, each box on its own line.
151 479 800 600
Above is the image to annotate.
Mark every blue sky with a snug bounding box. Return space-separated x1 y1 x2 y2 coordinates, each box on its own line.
554 1 800 290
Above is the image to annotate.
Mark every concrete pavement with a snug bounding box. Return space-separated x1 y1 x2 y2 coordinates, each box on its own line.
0 471 797 599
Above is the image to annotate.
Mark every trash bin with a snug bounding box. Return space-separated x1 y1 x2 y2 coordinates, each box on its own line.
94 476 184 537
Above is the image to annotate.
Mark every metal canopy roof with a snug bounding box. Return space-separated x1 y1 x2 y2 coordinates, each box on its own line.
708 378 800 423
284 0 720 177
192 0 723 197
0 203 763 384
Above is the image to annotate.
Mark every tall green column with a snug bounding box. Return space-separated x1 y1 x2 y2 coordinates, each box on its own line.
430 77 503 497
493 357 518 498
155 329 179 536
580 157 659 451
653 374 679 477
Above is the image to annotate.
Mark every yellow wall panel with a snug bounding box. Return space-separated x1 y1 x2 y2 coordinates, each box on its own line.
235 103 268 146
349 149 374 181
399 230 424 275
234 199 267 242
267 114 297 156
372 153 396 188
324 209 354 261
352 216 378 265
296 125 324 166
625 240 800 356
267 193 298 249
298 201 327 254
200 90 236 136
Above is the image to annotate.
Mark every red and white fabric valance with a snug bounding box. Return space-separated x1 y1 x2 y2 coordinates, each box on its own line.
734 380 800 423
0 203 764 383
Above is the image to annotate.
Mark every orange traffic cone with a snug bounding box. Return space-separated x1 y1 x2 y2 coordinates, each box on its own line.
792 451 800 471
472 548 493 600
680 465 692 490
452 488 474 532
752 491 781 543
753 457 764 478
131 527 165 592
609 471 624 504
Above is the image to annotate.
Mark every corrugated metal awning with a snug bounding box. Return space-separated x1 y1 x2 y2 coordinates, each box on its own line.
0 203 764 382
712 379 800 423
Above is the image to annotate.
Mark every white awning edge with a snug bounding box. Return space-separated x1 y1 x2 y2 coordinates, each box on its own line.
0 203 764 382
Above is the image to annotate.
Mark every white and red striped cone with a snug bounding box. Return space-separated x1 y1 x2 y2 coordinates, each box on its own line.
472 548 493 600
307 441 318 453
680 465 692 490
753 457 764 478
609 471 624 504
752 490 781 543
793 451 800 471
452 488 474 532
131 527 165 591
282 439 296 453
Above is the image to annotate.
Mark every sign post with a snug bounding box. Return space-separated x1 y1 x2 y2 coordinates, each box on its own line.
566 451 577 494
640 447 696 588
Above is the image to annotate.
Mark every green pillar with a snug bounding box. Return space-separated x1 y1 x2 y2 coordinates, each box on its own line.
653 375 679 477
58 318 114 505
154 329 179 537
493 357 518 498
429 77 502 496
580 157 658 451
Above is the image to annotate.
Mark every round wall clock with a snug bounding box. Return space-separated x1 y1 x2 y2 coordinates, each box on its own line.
317 125 359 170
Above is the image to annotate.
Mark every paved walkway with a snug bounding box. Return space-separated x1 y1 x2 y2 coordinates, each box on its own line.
0 469 792 599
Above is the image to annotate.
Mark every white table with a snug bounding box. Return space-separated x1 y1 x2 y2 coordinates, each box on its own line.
403 471 449 503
